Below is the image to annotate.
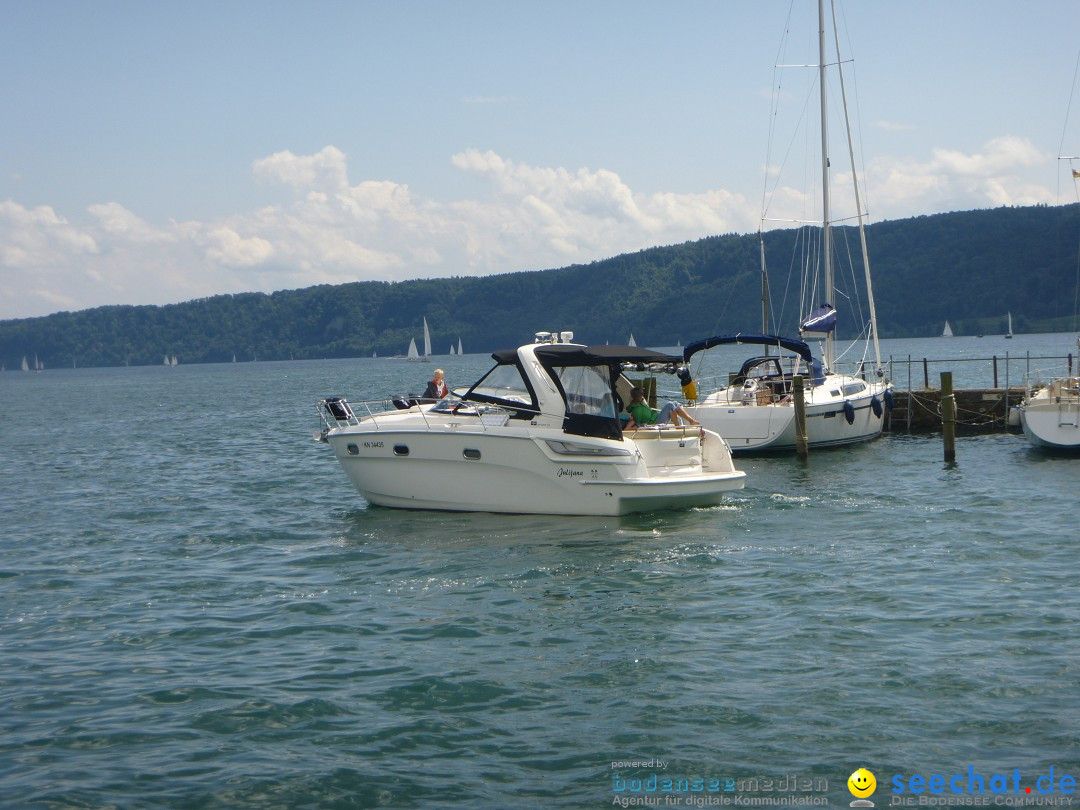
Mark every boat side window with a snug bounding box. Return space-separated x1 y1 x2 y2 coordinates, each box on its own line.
555 365 617 417
842 382 867 396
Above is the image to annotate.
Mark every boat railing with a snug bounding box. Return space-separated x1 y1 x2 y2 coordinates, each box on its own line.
317 396 519 432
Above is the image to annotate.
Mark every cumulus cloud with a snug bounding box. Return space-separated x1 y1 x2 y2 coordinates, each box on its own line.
864 136 1056 216
0 137 1063 319
253 145 349 191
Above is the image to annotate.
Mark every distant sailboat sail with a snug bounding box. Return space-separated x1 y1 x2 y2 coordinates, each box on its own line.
627 333 637 347
942 321 954 337
458 337 463 355
407 337 420 361
21 356 28 372
422 317 432 360
1006 312 1014 338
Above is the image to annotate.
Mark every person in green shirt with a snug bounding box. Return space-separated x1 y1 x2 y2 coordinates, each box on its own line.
624 386 698 430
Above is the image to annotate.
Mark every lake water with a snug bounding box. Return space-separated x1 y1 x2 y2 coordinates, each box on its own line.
2 332 1078 808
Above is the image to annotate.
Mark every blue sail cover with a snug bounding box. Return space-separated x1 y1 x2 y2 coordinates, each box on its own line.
800 304 837 333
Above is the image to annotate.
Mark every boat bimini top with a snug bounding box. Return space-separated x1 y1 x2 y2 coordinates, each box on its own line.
458 343 687 441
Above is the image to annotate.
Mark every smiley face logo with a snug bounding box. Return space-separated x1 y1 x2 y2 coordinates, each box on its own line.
848 768 877 798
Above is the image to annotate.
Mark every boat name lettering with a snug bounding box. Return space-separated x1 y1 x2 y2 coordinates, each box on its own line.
362 441 384 449
556 467 583 478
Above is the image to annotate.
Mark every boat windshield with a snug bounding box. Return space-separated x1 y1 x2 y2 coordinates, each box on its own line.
463 361 538 412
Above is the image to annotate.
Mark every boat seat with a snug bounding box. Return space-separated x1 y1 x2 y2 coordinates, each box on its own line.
324 397 354 422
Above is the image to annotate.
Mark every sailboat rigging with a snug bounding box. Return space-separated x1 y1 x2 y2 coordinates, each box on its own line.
681 0 892 452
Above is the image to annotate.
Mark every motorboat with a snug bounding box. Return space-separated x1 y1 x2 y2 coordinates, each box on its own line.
315 332 746 515
682 333 892 453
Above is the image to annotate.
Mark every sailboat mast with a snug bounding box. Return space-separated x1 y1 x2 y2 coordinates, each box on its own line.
759 236 770 349
828 0 882 371
818 0 834 369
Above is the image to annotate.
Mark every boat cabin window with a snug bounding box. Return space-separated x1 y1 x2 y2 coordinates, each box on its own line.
842 382 867 396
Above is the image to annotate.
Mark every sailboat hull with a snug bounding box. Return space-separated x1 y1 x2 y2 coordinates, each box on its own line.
1020 378 1080 450
686 376 891 453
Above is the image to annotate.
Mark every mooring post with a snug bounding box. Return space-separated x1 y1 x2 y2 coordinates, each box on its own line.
993 355 998 388
907 354 912 433
793 375 808 458
923 358 929 389
941 371 956 462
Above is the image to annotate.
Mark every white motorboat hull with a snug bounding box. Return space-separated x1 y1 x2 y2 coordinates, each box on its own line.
325 420 744 516
1020 378 1080 450
686 376 891 453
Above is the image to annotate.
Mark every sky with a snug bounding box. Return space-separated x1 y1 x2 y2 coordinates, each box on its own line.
3 0 1080 321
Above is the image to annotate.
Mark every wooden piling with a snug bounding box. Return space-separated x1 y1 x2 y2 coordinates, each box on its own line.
793 375 808 458
642 377 657 408
941 371 956 461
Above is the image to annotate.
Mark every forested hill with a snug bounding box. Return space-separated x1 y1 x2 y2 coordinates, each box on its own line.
3 204 1079 369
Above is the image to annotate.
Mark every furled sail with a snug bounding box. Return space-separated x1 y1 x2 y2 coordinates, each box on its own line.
799 304 837 334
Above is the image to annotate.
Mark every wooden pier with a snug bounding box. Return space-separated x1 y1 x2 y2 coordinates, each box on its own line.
886 387 1024 433
883 350 1075 434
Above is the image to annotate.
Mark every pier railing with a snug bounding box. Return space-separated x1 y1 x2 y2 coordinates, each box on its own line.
888 352 1076 391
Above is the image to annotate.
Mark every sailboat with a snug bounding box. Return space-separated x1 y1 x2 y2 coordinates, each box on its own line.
682 0 892 452
21 356 28 372
1005 312 1014 339
627 334 637 347
406 337 420 362
1019 341 1080 450
422 317 432 362
942 321 954 338
457 337 463 355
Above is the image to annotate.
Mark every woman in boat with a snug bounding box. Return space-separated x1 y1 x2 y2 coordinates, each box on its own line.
624 386 698 430
422 368 448 400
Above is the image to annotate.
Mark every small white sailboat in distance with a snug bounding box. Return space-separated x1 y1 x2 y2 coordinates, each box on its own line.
21 355 28 372
458 337 463 355
627 333 637 347
422 317 432 362
942 321 954 337
406 337 420 362
1005 312 1014 338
